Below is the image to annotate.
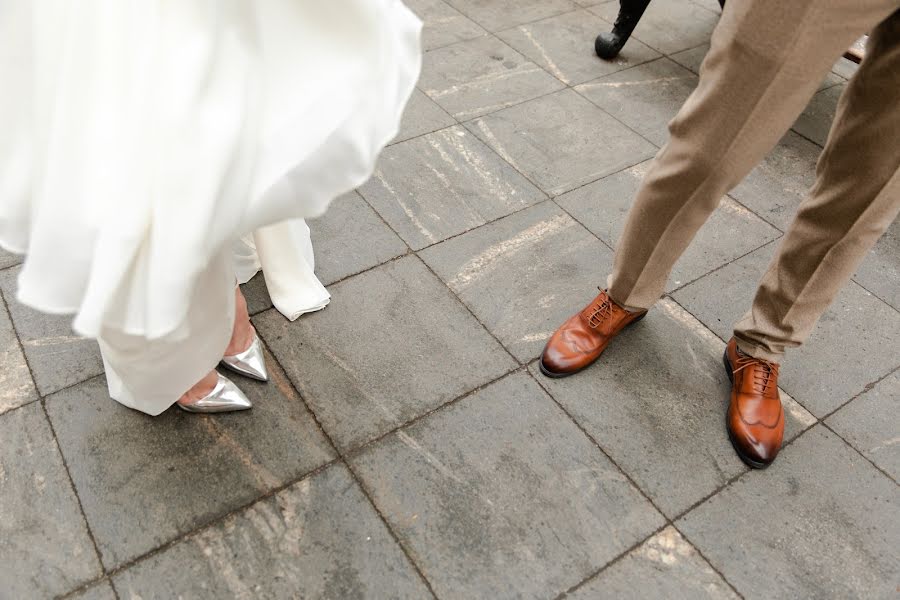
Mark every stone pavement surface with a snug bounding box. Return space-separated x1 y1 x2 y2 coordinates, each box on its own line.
1 1 898 598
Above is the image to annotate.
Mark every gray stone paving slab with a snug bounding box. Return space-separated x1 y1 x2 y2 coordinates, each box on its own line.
310 192 409 285
832 57 859 80
854 217 900 311
497 9 661 86
240 272 274 316
792 83 842 147
468 89 657 196
0 292 37 415
590 0 719 55
351 372 664 600
576 58 698 146
395 89 458 143
0 267 104 397
729 131 820 231
360 126 545 250
445 0 578 32
532 298 815 518
569 526 738 600
405 0 486 51
669 42 708 74
69 581 116 600
826 370 900 481
672 244 900 416
677 425 900 599
556 160 780 289
0 247 21 270
0 403 102 598
420 36 565 120
113 464 431 600
255 255 517 452
818 71 847 92
421 201 613 362
45 357 335 569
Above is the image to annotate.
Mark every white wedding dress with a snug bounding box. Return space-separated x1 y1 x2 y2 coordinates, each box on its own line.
0 0 421 414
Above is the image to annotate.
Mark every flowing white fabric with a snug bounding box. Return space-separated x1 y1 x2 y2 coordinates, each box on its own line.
232 220 331 320
0 0 421 414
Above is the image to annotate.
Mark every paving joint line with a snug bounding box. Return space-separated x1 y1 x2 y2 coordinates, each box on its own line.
683 0 724 17
340 161 528 372
49 312 509 596
0 395 41 418
247 249 416 317
788 126 825 149
72 457 343 596
524 368 670 534
0 288 109 591
445 3 581 37
667 420 834 600
253 330 441 597
58 576 117 600
418 25 667 176
341 459 440 599
0 280 107 413
813 363 900 486
849 278 900 317
0 283 39 398
552 522 669 599
525 365 747 599
41 397 108 586
416 248 523 365
671 525 747 599
399 35 691 253
665 294 824 419
343 366 527 461
587 3 720 58
820 420 899 487
669 416 820 523
665 236 782 297
386 88 457 148
458 32 668 154
724 194 786 235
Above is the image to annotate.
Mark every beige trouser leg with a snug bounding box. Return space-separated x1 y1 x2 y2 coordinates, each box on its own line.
734 14 900 360
606 0 900 359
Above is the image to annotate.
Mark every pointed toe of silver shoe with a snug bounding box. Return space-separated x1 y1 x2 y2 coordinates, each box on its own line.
177 373 253 413
220 335 269 382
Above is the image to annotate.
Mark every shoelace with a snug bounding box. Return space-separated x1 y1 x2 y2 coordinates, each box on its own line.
587 296 614 328
733 352 779 395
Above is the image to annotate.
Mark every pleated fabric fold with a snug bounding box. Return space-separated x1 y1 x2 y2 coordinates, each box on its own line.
0 0 421 414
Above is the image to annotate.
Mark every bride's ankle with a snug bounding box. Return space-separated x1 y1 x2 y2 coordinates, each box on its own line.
226 321 255 356
226 287 254 356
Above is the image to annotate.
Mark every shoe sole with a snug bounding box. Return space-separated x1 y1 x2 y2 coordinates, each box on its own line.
722 350 771 470
538 311 647 379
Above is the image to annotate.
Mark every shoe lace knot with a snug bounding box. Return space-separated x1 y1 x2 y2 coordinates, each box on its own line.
587 296 614 328
733 353 779 395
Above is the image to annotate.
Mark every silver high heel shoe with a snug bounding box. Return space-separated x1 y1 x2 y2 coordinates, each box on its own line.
220 333 269 382
177 372 253 413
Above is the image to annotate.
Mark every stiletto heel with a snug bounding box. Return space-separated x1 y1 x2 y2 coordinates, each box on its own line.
220 333 269 382
177 373 253 413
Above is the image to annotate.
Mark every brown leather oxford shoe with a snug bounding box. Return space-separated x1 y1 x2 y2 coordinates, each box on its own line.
540 289 646 378
723 338 784 469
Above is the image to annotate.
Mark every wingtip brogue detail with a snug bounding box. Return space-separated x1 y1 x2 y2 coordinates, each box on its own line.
539 289 646 378
723 338 784 469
